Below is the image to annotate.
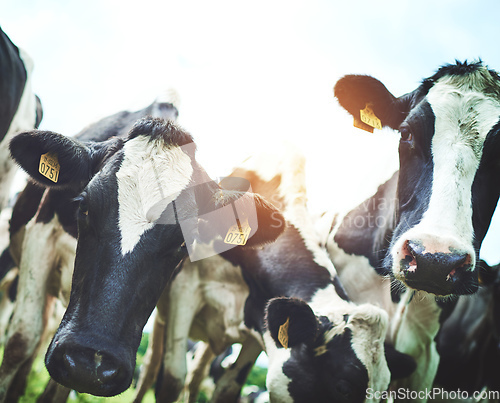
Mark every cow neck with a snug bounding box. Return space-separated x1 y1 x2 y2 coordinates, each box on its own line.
223 224 338 333
333 171 399 275
0 28 27 141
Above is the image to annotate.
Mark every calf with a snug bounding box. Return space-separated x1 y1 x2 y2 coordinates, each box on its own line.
135 148 415 403
318 61 500 395
0 26 42 210
9 117 284 397
0 97 179 402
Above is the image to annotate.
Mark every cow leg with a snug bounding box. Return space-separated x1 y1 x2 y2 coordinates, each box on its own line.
133 309 167 403
211 336 262 403
156 265 202 403
184 341 215 403
0 219 59 402
36 378 71 403
389 290 441 399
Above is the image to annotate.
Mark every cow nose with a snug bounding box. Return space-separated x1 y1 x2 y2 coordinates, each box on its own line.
400 239 475 295
46 344 132 397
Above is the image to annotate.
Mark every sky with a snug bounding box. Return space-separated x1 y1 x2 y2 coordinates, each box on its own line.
1 0 500 263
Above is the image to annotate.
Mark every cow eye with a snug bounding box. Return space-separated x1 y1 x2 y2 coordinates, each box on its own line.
80 202 89 216
400 128 413 143
76 194 89 217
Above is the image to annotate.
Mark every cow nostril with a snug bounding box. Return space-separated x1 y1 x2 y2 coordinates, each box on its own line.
402 240 418 272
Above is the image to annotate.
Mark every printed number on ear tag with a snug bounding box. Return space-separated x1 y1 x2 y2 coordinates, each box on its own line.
224 219 251 246
359 104 382 130
39 152 60 183
278 317 290 349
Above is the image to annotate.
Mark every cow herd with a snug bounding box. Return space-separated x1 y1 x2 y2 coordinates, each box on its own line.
0 26 500 403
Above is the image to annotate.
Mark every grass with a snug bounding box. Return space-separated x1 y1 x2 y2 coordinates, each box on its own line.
6 335 267 402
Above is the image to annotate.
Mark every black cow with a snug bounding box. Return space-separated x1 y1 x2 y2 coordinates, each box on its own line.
435 260 500 393
318 61 500 395
0 26 42 209
9 117 284 397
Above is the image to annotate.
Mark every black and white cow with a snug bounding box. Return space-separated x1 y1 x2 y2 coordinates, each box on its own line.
9 117 284 397
0 97 180 402
0 26 42 209
318 61 500 395
435 259 500 393
134 148 415 403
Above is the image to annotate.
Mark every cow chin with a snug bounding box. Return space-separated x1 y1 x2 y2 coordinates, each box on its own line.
45 325 138 396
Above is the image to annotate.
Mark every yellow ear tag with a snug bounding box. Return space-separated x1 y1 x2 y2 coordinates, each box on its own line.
359 104 382 131
224 218 251 246
353 116 374 133
278 317 290 349
39 152 60 183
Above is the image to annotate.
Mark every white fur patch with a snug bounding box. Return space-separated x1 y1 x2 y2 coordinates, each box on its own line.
307 285 392 397
116 136 193 255
262 331 293 403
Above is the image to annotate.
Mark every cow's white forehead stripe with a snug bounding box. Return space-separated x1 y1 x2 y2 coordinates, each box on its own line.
408 77 500 245
116 136 193 255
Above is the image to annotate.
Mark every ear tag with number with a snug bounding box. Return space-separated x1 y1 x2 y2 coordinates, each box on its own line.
224 218 251 246
39 152 60 183
359 104 382 130
353 116 374 133
278 317 290 349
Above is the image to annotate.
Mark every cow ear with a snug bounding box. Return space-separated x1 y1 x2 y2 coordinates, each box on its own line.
197 187 285 248
334 75 410 130
231 191 285 247
10 130 120 188
265 297 319 349
384 343 417 380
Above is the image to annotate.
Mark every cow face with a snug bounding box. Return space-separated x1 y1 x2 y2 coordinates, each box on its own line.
265 297 415 402
9 117 284 396
334 61 500 296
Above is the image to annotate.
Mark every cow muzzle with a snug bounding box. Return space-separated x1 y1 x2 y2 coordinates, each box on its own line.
45 337 133 396
394 236 477 296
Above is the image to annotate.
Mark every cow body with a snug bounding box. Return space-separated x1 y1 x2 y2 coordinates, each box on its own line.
9 117 284 397
435 260 500 393
0 98 179 402
318 61 500 397
0 27 42 209
136 147 414 403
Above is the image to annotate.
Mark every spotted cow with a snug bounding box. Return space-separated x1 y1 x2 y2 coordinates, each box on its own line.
9 117 284 398
0 97 179 402
134 147 415 403
0 26 42 210
317 61 500 397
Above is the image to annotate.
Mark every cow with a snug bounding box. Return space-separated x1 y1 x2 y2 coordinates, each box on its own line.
8 116 285 398
435 259 500 394
0 97 180 402
0 26 42 210
316 60 500 397
133 147 415 403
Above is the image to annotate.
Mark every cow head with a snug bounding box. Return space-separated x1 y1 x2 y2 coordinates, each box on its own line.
334 61 500 296
9 117 284 396
265 297 415 402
